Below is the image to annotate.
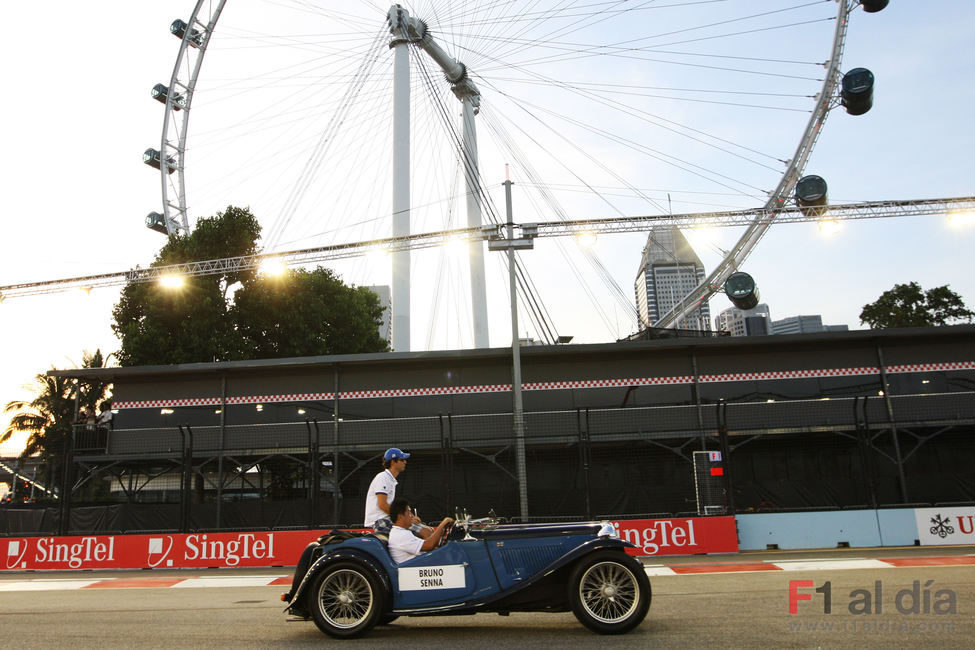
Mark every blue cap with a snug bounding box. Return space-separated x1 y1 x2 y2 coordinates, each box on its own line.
384 448 411 462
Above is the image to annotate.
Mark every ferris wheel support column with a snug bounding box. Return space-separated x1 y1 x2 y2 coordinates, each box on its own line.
388 4 490 348
462 96 490 348
390 20 412 352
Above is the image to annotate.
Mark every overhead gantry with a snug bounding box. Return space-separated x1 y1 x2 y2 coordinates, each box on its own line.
4 196 971 301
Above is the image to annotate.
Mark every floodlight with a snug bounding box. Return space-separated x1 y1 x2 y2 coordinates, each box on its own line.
159 274 184 289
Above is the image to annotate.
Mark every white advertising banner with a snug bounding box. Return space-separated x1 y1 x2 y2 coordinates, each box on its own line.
398 565 466 591
914 507 975 546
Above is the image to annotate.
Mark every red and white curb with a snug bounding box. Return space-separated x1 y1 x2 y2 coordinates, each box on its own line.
1 556 973 592
643 555 975 576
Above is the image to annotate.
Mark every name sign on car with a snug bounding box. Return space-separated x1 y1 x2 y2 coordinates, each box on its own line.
398 565 466 590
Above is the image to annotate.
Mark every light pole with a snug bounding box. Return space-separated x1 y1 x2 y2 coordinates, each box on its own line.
488 171 536 521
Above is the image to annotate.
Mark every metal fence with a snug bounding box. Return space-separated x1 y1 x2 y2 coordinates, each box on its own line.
2 390 974 536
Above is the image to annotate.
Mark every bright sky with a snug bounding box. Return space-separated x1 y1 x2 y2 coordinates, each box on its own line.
2 1 974 455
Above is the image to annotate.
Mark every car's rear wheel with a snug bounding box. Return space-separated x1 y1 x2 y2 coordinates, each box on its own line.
568 550 650 634
308 562 385 638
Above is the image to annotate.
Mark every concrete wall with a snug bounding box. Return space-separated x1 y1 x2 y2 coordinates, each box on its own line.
736 508 919 550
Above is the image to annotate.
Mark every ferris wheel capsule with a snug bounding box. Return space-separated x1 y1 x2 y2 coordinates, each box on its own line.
795 175 829 217
860 0 889 13
145 212 169 235
841 68 875 115
724 272 760 311
143 148 176 174
151 84 186 111
170 19 204 48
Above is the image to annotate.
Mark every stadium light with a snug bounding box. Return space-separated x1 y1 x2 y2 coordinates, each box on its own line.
443 235 469 255
159 274 184 289
817 220 843 236
259 258 287 276
576 231 597 248
948 211 975 228
366 245 390 265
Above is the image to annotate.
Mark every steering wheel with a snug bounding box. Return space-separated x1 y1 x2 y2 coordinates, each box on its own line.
437 522 453 548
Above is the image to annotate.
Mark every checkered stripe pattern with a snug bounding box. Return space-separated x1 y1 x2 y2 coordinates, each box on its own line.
114 398 221 409
113 362 975 409
886 361 975 374
524 377 695 390
699 367 879 383
225 393 334 405
339 384 510 400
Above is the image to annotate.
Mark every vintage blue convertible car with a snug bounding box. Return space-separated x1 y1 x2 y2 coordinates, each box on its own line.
282 514 651 638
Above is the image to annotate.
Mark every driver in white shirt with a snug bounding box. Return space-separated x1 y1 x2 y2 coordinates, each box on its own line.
387 497 453 564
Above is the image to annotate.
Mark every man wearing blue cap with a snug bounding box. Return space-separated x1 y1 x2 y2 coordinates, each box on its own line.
364 447 432 537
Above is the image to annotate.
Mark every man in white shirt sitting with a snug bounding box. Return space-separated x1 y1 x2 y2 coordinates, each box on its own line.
387 497 453 564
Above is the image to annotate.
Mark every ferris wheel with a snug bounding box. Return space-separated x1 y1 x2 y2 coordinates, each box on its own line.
145 0 889 344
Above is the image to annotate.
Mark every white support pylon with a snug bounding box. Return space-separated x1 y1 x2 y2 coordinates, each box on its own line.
462 95 489 349
386 4 489 350
388 6 413 352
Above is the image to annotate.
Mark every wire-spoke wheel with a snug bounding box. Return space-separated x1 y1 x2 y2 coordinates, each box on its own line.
309 562 385 638
568 550 650 635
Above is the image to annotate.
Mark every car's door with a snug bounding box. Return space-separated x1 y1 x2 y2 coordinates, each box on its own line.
390 539 500 609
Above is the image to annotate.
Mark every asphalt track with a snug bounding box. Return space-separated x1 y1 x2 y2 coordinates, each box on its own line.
1 546 972 648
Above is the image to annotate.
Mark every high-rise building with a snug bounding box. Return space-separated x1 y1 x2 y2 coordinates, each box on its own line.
715 303 771 336
634 227 711 332
366 285 392 342
771 314 849 335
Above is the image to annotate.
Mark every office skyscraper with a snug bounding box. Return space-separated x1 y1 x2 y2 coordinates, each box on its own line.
634 227 711 331
715 303 771 336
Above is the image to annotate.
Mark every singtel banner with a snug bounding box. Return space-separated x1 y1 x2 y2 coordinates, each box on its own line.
612 516 738 556
2 530 322 571
2 517 737 570
915 507 975 546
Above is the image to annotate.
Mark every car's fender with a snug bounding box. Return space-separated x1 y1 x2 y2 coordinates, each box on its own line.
287 542 392 610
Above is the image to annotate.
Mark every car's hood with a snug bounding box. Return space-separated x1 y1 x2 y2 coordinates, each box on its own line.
466 521 609 540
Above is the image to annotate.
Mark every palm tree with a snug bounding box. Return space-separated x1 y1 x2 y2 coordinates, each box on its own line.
2 350 112 494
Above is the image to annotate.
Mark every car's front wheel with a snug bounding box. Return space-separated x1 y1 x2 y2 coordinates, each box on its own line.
568 550 651 634
308 561 385 638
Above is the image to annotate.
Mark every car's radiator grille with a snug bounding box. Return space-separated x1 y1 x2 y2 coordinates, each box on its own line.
498 544 563 576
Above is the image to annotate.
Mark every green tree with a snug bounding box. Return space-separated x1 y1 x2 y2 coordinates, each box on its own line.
231 268 388 358
112 206 388 366
112 206 261 366
2 350 112 492
859 282 975 329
